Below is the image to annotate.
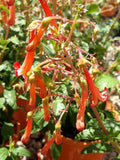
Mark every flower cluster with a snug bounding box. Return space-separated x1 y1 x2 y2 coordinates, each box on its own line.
12 0 109 158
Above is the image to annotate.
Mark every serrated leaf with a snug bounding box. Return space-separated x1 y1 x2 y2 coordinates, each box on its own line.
4 88 17 109
12 147 31 157
1 122 14 143
95 73 119 91
53 98 65 116
32 109 48 133
0 147 9 160
8 36 19 45
0 97 5 108
75 128 102 141
81 142 113 154
0 61 12 72
103 119 120 133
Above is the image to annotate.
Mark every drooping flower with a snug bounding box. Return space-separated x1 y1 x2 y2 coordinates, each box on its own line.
37 136 54 160
0 0 7 23
16 23 37 77
26 17 52 52
76 79 88 131
7 4 15 26
54 122 63 145
33 66 47 98
83 67 108 107
42 96 50 121
27 72 36 110
6 0 15 6
39 0 58 29
21 111 33 143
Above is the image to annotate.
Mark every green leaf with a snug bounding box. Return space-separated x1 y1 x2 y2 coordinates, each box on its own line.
0 40 10 48
32 109 48 133
0 5 9 14
12 147 31 157
0 61 12 72
103 119 120 133
3 88 17 109
53 97 65 116
51 142 62 160
0 97 5 108
75 128 102 141
42 43 55 57
95 73 119 91
1 122 14 143
43 73 51 87
81 142 113 154
0 147 9 160
75 119 103 141
87 4 99 15
8 36 19 45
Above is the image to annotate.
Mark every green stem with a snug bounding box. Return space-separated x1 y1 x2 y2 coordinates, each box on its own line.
91 107 108 135
91 107 120 153
63 13 78 74
65 13 78 47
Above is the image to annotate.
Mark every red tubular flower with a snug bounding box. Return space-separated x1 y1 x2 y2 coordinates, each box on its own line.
0 0 7 23
26 17 52 52
6 0 15 6
13 61 20 77
83 67 108 107
28 73 36 110
42 97 50 121
7 4 15 26
21 111 33 143
55 122 63 145
39 0 58 29
17 26 36 77
76 79 88 132
33 66 47 98
37 136 54 160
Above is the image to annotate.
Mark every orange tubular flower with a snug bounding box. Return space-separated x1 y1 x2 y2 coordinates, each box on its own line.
76 79 88 132
17 25 36 77
55 122 63 145
39 0 58 29
7 4 15 26
26 17 52 52
33 66 47 98
21 111 33 143
28 73 36 110
83 67 108 107
42 97 50 121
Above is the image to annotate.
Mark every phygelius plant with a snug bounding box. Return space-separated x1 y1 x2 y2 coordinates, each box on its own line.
1 0 120 160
